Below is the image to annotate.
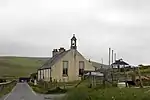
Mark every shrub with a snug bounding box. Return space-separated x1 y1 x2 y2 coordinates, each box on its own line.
63 87 150 100
63 88 91 100
46 87 67 94
143 80 150 86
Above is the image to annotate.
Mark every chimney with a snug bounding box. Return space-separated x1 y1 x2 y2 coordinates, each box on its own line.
59 47 66 53
89 59 91 63
52 49 58 57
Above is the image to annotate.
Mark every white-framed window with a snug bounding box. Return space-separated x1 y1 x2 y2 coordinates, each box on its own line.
79 61 84 76
63 61 68 77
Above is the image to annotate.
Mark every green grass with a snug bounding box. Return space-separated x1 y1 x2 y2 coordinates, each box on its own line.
29 82 48 94
0 56 48 78
29 81 68 94
0 81 17 98
140 68 150 75
63 87 150 100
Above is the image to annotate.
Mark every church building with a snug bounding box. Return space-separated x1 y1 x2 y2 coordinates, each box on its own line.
37 34 96 82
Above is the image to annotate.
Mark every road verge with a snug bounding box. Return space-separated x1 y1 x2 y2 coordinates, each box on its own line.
0 80 17 98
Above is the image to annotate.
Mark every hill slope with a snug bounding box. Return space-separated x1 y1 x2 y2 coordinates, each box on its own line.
0 56 48 78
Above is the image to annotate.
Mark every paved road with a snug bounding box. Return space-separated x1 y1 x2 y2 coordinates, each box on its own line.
0 82 65 100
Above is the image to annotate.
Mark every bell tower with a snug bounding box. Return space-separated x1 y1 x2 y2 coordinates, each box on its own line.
70 34 77 49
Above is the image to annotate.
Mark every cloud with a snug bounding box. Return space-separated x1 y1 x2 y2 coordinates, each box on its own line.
0 0 150 65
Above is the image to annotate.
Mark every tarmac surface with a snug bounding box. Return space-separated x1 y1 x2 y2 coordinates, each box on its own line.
0 82 65 100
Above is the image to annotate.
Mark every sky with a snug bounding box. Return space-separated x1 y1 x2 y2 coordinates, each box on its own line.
0 0 150 66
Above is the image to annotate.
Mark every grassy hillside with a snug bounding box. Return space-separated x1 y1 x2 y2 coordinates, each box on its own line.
0 56 48 78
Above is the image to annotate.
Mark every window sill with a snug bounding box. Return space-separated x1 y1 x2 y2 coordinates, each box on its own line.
62 75 68 77
78 75 83 77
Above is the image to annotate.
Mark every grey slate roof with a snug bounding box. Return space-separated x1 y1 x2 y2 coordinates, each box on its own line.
90 61 112 73
38 49 111 71
39 50 70 70
90 61 111 69
111 59 129 65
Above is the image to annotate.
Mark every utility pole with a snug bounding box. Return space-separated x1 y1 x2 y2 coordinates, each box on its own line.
101 58 103 69
109 48 111 65
112 50 114 64
101 58 103 64
111 50 114 83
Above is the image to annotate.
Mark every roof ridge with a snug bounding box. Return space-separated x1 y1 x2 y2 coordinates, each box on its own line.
38 58 52 69
39 50 70 70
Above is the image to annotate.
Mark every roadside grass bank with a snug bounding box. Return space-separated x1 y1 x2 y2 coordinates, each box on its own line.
29 81 69 94
0 80 17 98
62 87 150 100
28 79 150 100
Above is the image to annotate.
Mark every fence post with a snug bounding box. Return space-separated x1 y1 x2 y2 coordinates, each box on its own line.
137 67 143 88
103 70 106 88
